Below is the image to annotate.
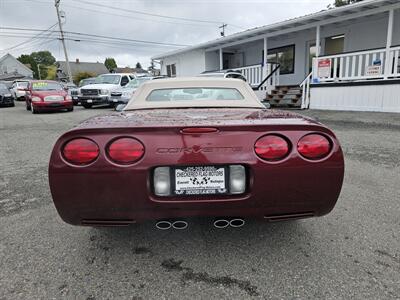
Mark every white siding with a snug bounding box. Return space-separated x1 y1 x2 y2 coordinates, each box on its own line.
161 49 205 77
310 84 400 112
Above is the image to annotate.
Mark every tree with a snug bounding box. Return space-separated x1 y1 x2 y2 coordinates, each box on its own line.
331 0 363 7
104 57 117 72
74 71 96 85
45 65 57 80
17 51 56 79
135 62 142 69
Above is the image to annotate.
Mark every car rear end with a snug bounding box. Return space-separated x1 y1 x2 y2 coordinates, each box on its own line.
49 111 344 226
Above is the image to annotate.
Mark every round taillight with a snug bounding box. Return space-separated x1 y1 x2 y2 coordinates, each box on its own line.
297 134 331 160
62 138 99 165
107 137 144 164
254 135 290 161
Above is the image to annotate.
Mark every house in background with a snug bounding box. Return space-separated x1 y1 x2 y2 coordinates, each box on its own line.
56 59 108 81
0 53 34 80
112 66 149 74
152 0 400 113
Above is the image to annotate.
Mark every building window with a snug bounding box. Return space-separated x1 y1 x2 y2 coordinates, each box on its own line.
267 45 295 74
166 63 176 77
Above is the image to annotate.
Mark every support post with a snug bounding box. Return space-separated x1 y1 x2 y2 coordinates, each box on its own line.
384 9 394 79
219 48 223 70
313 25 321 81
263 37 268 78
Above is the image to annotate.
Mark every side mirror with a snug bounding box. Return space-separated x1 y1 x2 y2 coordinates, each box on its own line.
115 104 126 112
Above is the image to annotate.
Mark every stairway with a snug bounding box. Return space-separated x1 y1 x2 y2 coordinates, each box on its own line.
265 85 303 108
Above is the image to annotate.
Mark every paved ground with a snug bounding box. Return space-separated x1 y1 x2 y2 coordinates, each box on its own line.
0 101 399 299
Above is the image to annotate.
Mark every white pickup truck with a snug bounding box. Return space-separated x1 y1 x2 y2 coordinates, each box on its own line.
78 73 135 108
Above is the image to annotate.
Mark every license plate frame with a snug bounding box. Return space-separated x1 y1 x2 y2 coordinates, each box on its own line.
172 165 229 196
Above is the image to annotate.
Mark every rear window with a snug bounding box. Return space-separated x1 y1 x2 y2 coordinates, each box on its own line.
146 88 244 102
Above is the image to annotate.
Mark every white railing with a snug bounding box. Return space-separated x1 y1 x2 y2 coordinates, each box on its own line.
314 46 400 82
300 72 312 109
231 63 280 90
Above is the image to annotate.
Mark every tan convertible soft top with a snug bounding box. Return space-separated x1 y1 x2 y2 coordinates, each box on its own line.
123 77 264 110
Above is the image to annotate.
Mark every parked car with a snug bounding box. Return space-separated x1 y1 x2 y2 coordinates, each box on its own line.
0 82 15 107
70 77 97 105
199 70 247 82
25 80 73 114
109 76 153 107
78 73 135 108
49 77 344 227
11 80 30 100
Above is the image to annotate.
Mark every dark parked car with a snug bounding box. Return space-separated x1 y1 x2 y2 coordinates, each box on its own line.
0 82 15 107
49 78 344 228
25 80 73 114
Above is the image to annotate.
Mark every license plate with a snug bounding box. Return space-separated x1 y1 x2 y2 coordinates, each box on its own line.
72 96 78 100
173 166 227 196
113 99 118 102
87 99 93 103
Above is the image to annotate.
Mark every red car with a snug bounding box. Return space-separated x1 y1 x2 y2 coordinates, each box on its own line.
49 78 344 229
25 80 73 113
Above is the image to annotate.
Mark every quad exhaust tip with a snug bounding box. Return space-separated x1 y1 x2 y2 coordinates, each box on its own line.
213 218 245 228
155 220 188 230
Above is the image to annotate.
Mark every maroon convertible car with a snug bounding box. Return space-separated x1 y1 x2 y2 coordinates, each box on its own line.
49 78 344 229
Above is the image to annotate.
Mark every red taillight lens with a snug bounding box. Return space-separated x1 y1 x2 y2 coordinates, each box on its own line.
62 138 99 165
297 134 331 160
255 135 290 161
107 137 144 164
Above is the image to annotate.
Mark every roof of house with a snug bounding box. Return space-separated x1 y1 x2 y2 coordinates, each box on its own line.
57 61 108 76
113 67 149 74
0 53 34 75
152 0 399 60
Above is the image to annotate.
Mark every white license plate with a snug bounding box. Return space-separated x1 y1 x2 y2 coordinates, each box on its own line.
72 96 78 100
174 166 227 195
87 99 93 103
113 99 118 102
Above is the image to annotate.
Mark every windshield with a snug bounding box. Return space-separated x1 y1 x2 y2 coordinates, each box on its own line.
95 75 121 84
146 88 244 101
31 82 63 91
79 79 96 87
17 82 29 88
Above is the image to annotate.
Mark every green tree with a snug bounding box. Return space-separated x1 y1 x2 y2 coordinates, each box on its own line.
45 65 57 80
30 51 56 66
104 57 117 72
17 51 56 79
74 71 96 85
17 54 38 78
135 62 142 69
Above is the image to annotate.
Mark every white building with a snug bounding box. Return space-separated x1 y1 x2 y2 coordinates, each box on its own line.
152 0 400 112
0 53 34 80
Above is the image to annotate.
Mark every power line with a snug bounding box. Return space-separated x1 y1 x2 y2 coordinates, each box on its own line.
0 27 190 47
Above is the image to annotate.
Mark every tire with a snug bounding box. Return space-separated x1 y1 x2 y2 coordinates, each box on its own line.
67 107 74 112
31 105 37 114
82 103 92 109
26 103 31 111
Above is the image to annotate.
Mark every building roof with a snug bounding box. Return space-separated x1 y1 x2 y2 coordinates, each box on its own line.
113 67 149 74
0 53 34 75
152 0 400 60
57 60 108 77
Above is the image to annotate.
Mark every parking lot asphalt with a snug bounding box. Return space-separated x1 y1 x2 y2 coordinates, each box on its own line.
0 101 399 299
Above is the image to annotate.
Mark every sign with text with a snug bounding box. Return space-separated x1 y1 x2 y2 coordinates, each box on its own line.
318 59 331 78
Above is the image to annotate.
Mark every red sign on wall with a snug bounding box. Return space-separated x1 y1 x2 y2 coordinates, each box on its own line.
318 59 331 78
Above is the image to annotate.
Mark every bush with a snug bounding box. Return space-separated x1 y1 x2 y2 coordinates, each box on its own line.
74 71 96 85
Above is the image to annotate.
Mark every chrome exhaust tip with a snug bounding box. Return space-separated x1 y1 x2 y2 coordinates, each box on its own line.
229 218 245 228
213 219 230 229
172 220 188 230
155 220 172 230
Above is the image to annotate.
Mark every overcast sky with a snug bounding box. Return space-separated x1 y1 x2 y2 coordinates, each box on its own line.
0 0 332 68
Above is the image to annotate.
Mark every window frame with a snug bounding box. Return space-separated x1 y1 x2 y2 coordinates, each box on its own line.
166 63 177 77
267 44 295 75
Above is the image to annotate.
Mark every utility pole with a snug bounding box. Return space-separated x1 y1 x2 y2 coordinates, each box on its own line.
219 23 227 37
55 0 72 82
37 64 41 80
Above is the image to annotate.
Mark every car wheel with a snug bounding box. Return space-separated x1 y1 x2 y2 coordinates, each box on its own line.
26 103 31 111
82 103 92 109
67 107 74 112
31 105 37 114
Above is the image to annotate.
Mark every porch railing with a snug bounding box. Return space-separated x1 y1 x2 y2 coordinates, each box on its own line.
231 62 280 88
300 72 312 109
314 46 400 82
